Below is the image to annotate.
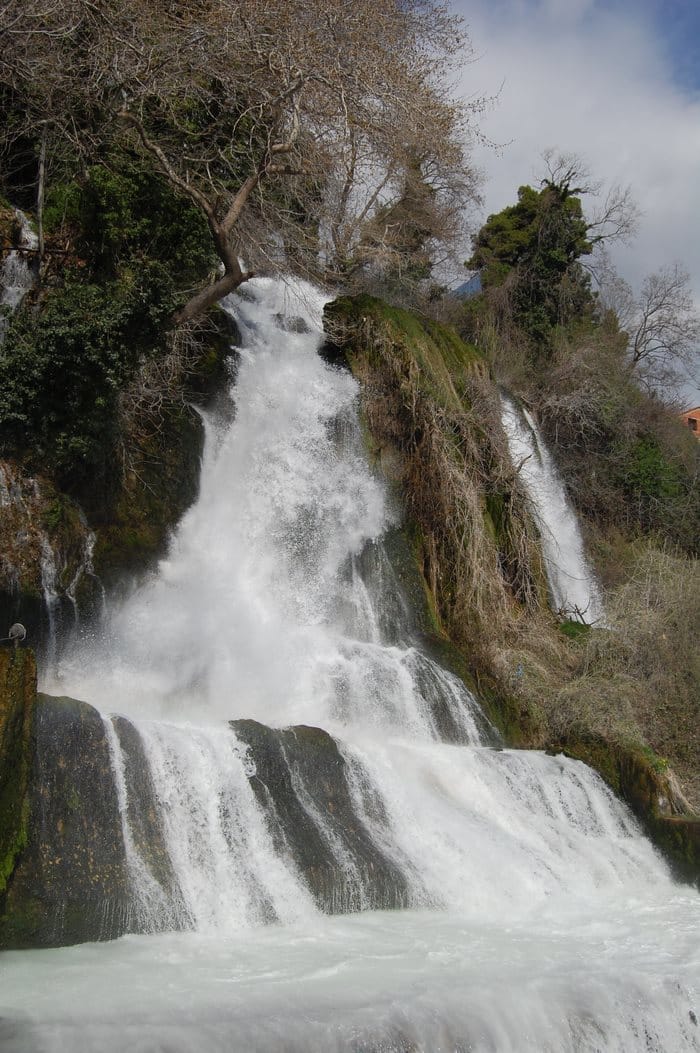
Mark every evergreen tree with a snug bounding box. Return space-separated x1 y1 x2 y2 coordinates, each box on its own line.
468 181 594 346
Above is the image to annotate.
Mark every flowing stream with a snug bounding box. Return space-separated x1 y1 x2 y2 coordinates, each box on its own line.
1 278 697 1052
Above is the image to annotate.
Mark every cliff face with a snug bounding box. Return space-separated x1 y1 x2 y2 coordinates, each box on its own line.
0 462 101 644
322 294 700 884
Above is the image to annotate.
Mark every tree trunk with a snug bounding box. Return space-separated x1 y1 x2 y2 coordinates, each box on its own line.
37 124 47 264
171 217 254 326
172 269 252 326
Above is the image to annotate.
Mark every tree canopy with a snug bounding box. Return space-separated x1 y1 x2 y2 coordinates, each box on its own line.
1 0 483 321
468 182 594 342
467 154 637 349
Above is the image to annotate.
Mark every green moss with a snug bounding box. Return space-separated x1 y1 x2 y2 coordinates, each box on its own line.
639 745 669 775
561 735 699 886
0 651 36 899
561 738 623 795
558 619 591 641
0 271 177 490
326 294 484 420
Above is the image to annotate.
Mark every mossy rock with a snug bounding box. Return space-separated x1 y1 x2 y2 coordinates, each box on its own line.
0 693 133 948
561 736 700 888
91 400 204 585
0 461 97 644
325 294 485 420
185 306 240 406
0 649 35 901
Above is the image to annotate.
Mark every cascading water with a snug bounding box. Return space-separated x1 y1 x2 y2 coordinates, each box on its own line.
2 278 698 1052
500 395 605 623
0 210 37 345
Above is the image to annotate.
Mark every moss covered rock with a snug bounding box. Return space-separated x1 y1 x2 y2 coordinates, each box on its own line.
0 693 132 948
0 649 35 901
0 461 101 641
91 401 204 585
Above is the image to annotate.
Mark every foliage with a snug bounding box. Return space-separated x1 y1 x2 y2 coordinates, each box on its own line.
0 145 224 505
582 546 700 808
558 619 591 641
619 435 683 504
0 269 175 488
532 329 700 556
44 161 216 285
453 164 699 560
349 160 469 302
2 0 483 322
467 183 595 347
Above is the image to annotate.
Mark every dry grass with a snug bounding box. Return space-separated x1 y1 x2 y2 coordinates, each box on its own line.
584 547 700 809
328 297 546 653
327 296 699 812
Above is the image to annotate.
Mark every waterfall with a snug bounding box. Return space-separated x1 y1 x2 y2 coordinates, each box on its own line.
5 276 697 1052
500 395 605 623
0 209 37 345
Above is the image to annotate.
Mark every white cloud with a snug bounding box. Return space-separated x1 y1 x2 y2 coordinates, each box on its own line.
454 0 700 403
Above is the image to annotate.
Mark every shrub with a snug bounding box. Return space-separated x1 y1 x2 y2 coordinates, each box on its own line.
0 268 176 489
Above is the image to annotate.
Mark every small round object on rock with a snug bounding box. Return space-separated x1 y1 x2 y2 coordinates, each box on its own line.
8 623 26 647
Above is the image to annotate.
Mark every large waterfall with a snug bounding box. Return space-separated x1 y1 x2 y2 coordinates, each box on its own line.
2 279 698 1052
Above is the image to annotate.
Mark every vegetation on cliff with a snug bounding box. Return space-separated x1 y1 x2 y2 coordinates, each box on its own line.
426 163 697 827
325 292 699 881
457 160 699 560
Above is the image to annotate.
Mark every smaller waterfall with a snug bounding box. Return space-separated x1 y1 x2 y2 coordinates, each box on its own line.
40 537 61 667
0 209 37 344
500 395 604 623
0 461 105 664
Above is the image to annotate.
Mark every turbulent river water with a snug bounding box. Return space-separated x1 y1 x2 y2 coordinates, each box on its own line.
1 278 698 1052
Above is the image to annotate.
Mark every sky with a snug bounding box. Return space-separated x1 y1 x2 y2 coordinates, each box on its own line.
453 0 700 406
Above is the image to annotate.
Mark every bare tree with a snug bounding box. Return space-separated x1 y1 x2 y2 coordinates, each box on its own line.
540 149 639 246
596 254 700 390
1 0 484 323
630 265 700 378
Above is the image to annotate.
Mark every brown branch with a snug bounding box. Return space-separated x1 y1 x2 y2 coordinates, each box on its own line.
173 266 254 326
117 109 214 219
